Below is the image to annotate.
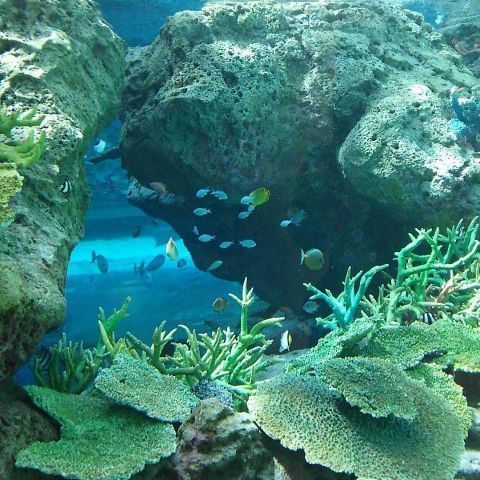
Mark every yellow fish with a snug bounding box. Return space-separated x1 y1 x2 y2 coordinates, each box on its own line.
300 248 324 271
279 330 292 353
166 237 179 261
212 297 228 313
248 187 270 207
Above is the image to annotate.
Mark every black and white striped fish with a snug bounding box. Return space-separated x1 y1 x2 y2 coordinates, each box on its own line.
59 179 72 193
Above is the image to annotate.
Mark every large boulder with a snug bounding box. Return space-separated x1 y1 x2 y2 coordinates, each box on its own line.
121 0 478 310
0 0 126 380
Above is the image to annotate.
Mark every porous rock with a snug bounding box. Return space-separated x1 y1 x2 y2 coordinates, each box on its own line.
0 0 126 380
172 397 274 480
122 0 478 311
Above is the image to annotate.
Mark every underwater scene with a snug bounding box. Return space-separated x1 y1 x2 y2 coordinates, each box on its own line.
1 0 480 478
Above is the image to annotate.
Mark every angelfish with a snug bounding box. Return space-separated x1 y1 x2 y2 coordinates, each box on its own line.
166 237 179 260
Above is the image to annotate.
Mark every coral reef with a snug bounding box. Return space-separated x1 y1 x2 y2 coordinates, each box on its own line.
15 386 177 480
94 354 198 422
172 398 274 480
0 0 126 381
122 0 478 311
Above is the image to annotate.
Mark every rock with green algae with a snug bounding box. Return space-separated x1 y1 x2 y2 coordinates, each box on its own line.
94 354 198 422
0 163 23 228
248 370 465 480
15 386 177 480
0 0 126 381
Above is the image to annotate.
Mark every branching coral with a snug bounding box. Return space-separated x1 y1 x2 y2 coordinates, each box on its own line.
15 386 176 480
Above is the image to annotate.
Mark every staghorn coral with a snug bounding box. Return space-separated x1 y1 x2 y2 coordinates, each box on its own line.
15 386 176 480
249 370 465 480
94 354 198 422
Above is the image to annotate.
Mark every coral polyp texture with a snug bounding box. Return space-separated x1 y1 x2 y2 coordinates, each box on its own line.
248 369 465 480
15 386 177 480
94 354 198 422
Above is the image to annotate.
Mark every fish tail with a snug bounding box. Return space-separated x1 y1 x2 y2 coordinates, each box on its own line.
91 250 96 262
300 249 305 265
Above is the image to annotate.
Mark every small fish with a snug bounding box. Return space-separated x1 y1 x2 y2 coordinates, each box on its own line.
199 234 216 242
212 297 228 313
290 208 306 226
279 330 292 353
300 248 324 271
194 208 211 216
92 250 109 274
434 13 445 25
422 312 436 325
239 239 256 248
132 225 142 238
207 260 223 271
166 237 179 260
280 219 293 228
196 188 210 198
247 205 255 212
34 346 51 375
219 241 235 249
248 187 270 207
93 139 106 153
144 254 165 272
211 190 228 200
150 182 168 195
59 179 72 194
238 211 252 220
303 300 319 314
177 258 187 268
193 226 199 236
240 195 253 205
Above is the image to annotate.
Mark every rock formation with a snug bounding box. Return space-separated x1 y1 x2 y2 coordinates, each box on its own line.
0 0 126 380
121 0 478 311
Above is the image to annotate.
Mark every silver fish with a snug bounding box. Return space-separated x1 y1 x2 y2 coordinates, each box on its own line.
302 300 319 314
207 260 223 271
194 208 211 216
240 195 253 205
193 226 199 236
280 219 292 227
279 330 292 353
239 239 256 248
212 190 228 200
219 241 235 249
199 234 216 242
238 211 251 220
93 139 106 153
247 205 255 212
196 188 210 198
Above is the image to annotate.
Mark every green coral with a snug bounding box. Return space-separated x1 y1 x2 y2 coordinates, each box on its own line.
15 386 176 480
94 354 198 422
249 370 465 480
406 363 471 436
312 357 418 420
0 104 45 229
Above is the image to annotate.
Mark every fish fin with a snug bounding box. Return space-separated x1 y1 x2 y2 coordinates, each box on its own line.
91 250 96 262
300 249 305 265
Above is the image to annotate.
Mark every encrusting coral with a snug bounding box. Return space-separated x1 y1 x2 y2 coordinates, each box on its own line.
94 354 198 422
15 386 177 480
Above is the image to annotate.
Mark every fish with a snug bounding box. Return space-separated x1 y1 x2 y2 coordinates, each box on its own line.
59 179 72 194
207 260 223 271
279 330 292 353
219 241 235 249
166 237 179 260
150 182 168 195
422 312 436 325
193 226 199 236
144 254 165 272
239 239 256 248
247 205 256 212
92 250 109 274
290 208 306 226
434 13 445 25
177 258 187 268
211 190 228 200
452 39 470 56
300 248 324 271
238 211 252 220
33 346 51 375
199 234 216 242
132 225 142 238
240 195 253 205
196 188 210 198
194 208 211 216
93 139 106 153
47 163 60 176
302 300 319 314
248 187 270 207
280 219 292 228
212 297 228 313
